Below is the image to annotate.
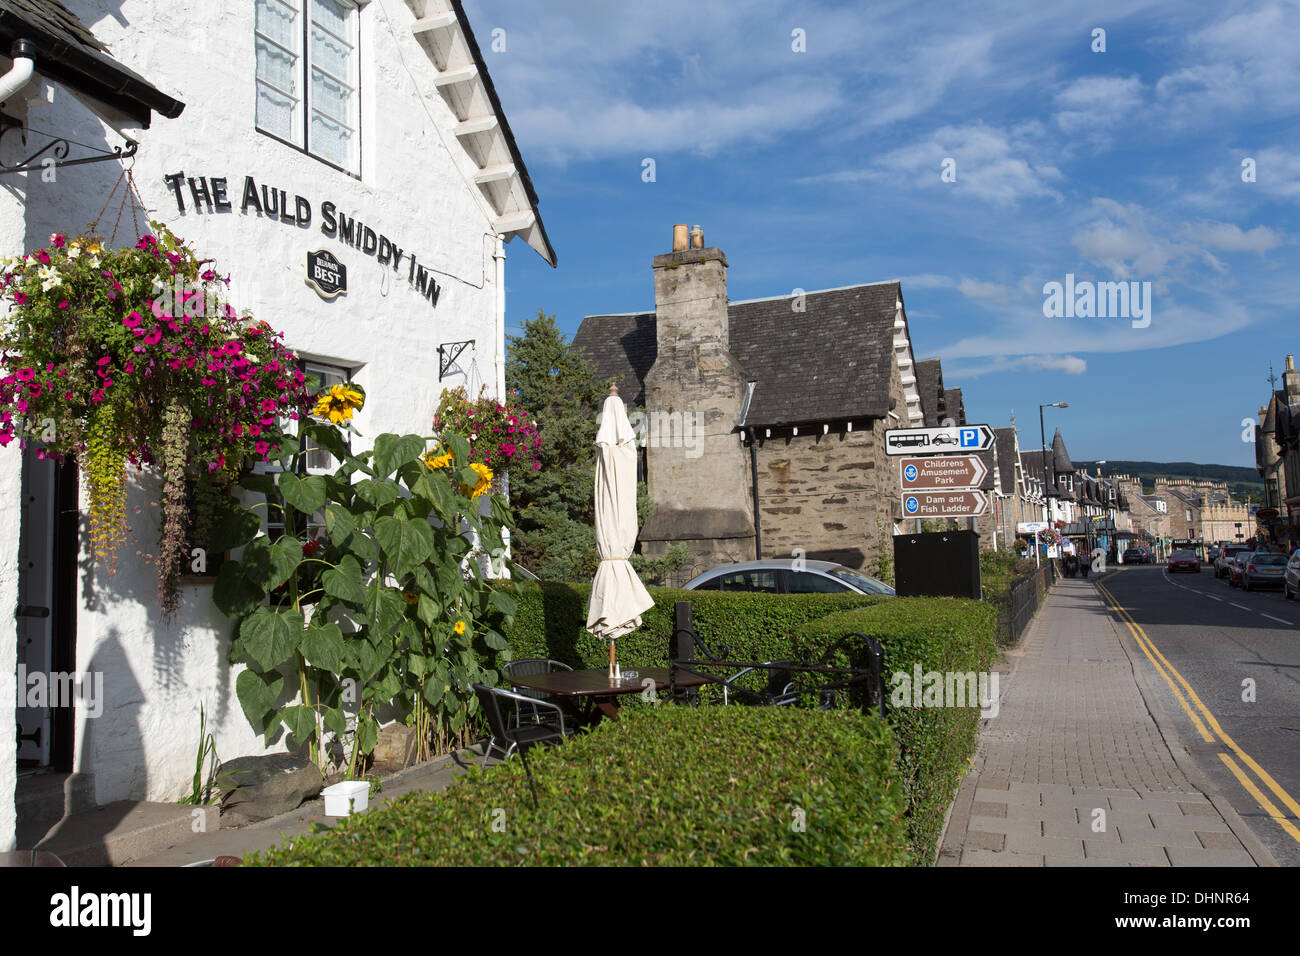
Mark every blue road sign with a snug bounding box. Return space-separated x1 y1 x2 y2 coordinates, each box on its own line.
904 464 918 481
904 496 919 514
959 427 978 448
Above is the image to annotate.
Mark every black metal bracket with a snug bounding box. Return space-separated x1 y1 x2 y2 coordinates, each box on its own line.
0 118 138 175
438 340 474 381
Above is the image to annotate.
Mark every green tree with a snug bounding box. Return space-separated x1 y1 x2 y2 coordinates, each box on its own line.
505 310 606 579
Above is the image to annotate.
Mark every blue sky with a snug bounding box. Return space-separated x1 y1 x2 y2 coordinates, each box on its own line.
464 0 1296 469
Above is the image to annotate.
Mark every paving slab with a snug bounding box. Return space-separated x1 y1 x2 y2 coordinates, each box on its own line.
938 576 1273 868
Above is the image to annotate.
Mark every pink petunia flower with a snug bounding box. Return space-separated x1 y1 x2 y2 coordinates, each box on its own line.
143 327 162 345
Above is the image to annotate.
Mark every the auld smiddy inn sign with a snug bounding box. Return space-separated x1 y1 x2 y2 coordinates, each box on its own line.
162 172 443 309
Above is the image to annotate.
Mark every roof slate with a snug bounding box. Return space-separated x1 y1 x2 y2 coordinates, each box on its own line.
943 387 965 425
573 282 905 426
994 426 1019 492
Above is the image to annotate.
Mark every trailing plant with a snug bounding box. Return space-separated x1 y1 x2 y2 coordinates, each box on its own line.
0 226 309 611
215 388 519 778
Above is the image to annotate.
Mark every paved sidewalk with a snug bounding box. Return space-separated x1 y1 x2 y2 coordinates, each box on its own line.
938 576 1274 867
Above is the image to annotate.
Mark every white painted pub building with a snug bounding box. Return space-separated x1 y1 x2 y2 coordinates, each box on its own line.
0 0 553 851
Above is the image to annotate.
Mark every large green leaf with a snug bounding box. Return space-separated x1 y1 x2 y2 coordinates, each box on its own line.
481 628 510 651
302 422 350 463
239 607 304 672
372 433 425 479
237 472 279 497
277 472 327 513
417 593 441 627
351 635 384 681
353 479 401 509
212 562 264 618
322 705 348 737
363 585 406 636
435 561 464 603
322 554 367 604
240 536 301 592
206 501 261 553
488 588 518 617
324 503 356 542
355 713 380 755
301 622 347 674
374 515 435 576
235 668 284 728
280 705 318 746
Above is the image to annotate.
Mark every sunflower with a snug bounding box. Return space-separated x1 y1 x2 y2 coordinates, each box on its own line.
422 447 454 470
312 382 365 425
453 620 467 635
459 461 493 499
402 591 419 606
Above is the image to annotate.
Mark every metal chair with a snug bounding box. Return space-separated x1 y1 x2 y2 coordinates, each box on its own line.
503 658 573 728
473 683 571 808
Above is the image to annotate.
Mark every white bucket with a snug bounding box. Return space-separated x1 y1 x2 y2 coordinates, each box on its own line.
322 780 370 816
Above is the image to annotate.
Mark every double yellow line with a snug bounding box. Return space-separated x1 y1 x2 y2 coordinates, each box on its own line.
1095 574 1300 846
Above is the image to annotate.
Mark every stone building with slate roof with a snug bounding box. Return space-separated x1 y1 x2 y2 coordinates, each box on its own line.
1257 354 1300 543
572 228 929 583
914 358 947 427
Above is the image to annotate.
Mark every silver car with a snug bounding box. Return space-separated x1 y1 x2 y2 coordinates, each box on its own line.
1285 552 1300 600
682 559 895 596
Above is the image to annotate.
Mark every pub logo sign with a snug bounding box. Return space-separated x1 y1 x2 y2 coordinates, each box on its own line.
305 249 347 300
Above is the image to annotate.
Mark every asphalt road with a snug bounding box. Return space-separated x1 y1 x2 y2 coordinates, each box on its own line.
1098 563 1300 867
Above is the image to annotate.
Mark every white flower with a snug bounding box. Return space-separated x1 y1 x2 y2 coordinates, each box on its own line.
67 245 81 260
38 265 60 292
469 432 477 442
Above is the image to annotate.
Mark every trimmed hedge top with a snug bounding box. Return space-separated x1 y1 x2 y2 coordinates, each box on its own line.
247 706 909 867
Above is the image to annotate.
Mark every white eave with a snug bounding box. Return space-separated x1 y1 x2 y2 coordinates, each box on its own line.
404 0 556 266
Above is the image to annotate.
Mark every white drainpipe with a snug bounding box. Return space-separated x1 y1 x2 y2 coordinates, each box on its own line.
0 40 36 106
494 234 506 401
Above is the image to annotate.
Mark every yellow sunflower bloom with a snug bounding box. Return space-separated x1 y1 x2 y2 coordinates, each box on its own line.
459 462 493 499
311 382 365 425
453 620 467 635
402 591 419 606
422 449 454 470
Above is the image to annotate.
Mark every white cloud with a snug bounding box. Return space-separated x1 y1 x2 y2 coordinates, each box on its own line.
804 122 1063 204
958 277 1011 301
1054 75 1144 140
1184 220 1284 253
946 354 1088 378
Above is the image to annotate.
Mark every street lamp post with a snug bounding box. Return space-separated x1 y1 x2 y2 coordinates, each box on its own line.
1039 401 1069 548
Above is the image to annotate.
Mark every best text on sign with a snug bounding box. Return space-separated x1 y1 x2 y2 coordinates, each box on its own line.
162 172 442 309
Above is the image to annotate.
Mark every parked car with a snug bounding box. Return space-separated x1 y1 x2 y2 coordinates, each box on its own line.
683 559 895 596
1123 547 1152 564
1216 545 1252 578
1167 549 1200 573
1228 552 1250 588
1242 552 1288 591
1207 546 1221 565
1285 552 1300 600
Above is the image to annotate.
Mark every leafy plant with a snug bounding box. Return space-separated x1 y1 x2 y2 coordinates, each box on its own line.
433 384 540 475
215 393 519 779
0 226 308 611
178 703 241 806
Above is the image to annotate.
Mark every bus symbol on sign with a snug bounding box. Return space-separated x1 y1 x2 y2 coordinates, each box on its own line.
904 464 918 482
959 428 978 448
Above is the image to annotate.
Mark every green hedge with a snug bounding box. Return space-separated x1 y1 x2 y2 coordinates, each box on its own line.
796 598 997 861
246 706 909 866
498 581 880 670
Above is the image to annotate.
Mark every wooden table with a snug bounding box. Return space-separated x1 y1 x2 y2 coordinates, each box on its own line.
506 666 708 726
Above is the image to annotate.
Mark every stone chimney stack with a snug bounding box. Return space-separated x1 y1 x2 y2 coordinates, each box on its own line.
640 225 755 581
1285 354 1300 405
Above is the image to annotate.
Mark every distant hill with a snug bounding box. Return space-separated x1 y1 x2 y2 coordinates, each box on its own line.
1075 460 1265 500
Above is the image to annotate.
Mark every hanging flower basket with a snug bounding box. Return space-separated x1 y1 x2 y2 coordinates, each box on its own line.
0 224 311 613
432 385 541 476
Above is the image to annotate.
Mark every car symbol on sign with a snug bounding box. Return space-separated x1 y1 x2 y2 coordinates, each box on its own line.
931 434 958 446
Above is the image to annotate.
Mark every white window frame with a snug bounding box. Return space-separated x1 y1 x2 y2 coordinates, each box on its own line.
255 0 361 176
